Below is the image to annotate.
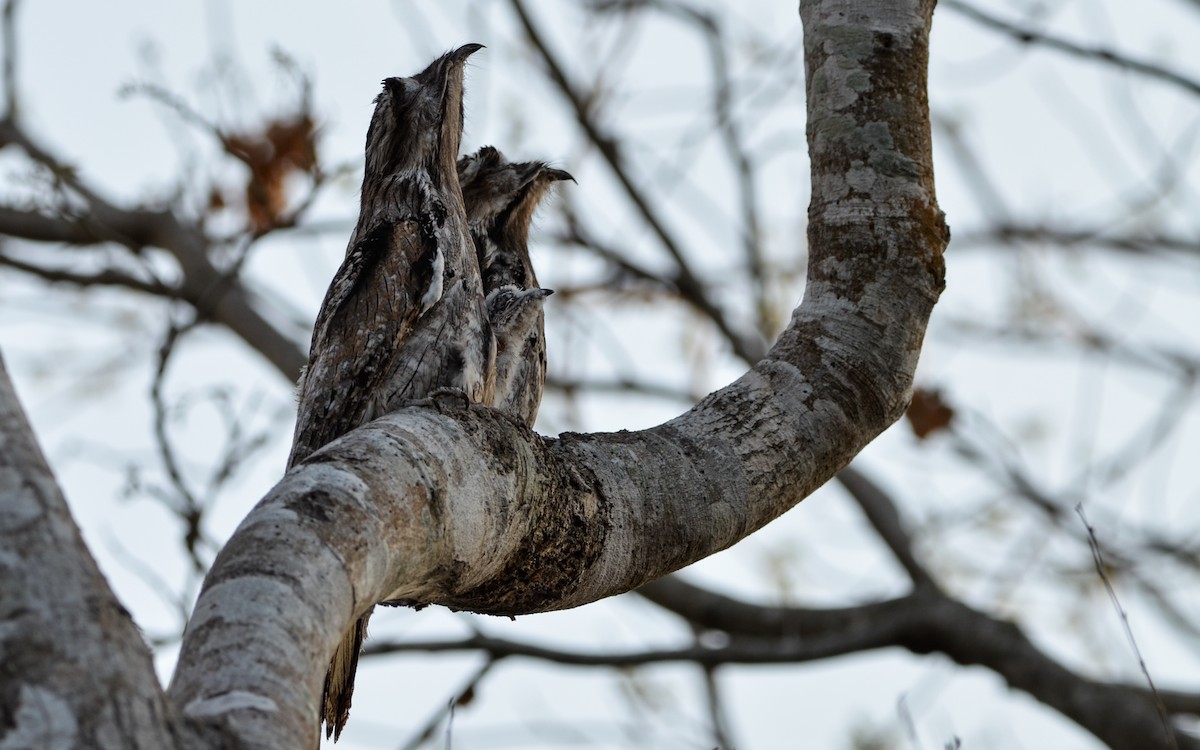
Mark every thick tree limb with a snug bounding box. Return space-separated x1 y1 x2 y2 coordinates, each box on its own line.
168 1 947 745
364 623 1200 726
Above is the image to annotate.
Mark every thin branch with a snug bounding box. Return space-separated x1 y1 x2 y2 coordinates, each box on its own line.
151 313 208 573
507 0 765 365
699 660 735 750
948 405 1200 577
397 660 495 750
637 577 1198 749
953 223 1200 259
641 1 771 338
555 201 672 288
836 465 937 590
932 113 1012 225
545 376 696 404
944 1 1200 99
0 246 178 297
0 120 308 379
940 315 1200 381
1076 502 1178 750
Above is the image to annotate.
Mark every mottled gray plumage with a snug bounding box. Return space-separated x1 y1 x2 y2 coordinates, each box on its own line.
287 44 487 741
457 146 571 427
486 285 554 424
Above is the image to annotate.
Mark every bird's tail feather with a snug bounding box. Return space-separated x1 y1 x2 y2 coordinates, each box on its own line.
322 610 371 741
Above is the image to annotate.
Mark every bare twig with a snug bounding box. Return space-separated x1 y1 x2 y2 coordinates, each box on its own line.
933 114 1012 224
940 315 1200 380
953 223 1200 259
1076 503 1178 750
545 375 696 404
837 465 937 590
699 661 735 750
944 1 1200 99
508 0 765 364
0 245 177 297
151 313 208 573
0 114 308 381
397 660 495 750
639 1 771 338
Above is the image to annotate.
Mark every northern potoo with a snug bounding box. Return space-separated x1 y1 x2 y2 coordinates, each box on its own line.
287 44 488 741
458 146 571 427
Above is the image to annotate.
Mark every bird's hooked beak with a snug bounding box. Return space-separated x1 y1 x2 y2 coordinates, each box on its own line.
543 168 575 184
413 43 485 98
374 44 483 130
515 164 575 194
422 44 484 177
452 42 486 63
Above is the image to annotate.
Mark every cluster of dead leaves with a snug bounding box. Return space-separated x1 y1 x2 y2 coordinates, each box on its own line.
213 113 318 233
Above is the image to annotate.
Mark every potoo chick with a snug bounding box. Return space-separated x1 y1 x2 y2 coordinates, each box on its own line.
287 44 489 741
458 146 571 427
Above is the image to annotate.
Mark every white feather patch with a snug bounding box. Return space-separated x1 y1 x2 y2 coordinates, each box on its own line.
419 247 445 313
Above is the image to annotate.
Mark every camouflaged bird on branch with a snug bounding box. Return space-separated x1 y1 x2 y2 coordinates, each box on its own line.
459 145 571 428
286 45 570 741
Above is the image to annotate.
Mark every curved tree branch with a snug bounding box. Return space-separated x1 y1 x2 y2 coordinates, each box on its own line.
167 2 947 745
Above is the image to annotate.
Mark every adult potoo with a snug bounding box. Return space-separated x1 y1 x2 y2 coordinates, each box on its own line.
287 44 488 741
458 146 571 427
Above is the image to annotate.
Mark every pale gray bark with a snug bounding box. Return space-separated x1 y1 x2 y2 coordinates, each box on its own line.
166 1 947 746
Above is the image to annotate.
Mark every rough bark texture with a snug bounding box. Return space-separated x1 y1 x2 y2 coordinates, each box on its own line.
166 2 948 746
